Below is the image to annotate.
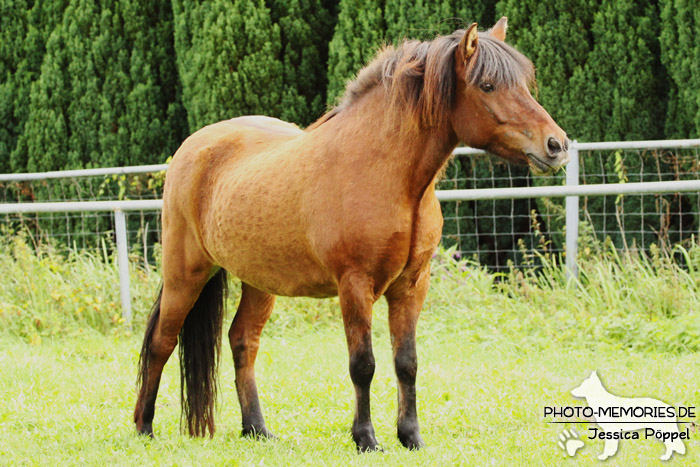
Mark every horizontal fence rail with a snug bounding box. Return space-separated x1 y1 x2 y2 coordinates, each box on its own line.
0 199 163 214
3 180 699 212
1 139 699 322
0 164 168 182
434 180 700 201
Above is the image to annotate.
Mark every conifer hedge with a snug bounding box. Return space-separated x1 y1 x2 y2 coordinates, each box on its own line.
1 0 700 263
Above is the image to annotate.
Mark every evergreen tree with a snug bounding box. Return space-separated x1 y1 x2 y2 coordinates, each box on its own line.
18 0 185 171
1 0 68 172
173 0 283 132
384 0 453 42
326 0 385 104
453 0 496 30
111 0 187 165
566 0 664 142
0 0 30 172
660 0 700 138
268 0 335 126
20 19 73 171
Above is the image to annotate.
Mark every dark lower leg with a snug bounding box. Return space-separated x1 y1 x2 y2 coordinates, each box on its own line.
339 274 379 452
134 335 177 437
229 284 275 438
393 337 423 449
233 357 272 437
387 272 429 449
349 332 378 451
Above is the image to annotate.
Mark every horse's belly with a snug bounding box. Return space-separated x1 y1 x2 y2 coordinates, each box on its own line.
203 213 337 297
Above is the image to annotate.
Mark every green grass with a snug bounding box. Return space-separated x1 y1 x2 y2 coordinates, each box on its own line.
1 330 699 465
1 235 700 465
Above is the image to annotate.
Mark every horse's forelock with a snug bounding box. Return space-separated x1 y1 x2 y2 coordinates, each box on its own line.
468 33 535 89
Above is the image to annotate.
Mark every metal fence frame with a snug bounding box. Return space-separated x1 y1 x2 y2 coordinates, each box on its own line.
2 139 700 323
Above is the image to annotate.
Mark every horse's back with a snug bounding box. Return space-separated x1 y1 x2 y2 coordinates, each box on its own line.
164 116 303 201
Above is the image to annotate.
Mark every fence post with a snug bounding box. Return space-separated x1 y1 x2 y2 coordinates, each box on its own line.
565 142 580 282
114 209 132 325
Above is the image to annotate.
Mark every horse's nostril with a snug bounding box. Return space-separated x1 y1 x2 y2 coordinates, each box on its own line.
546 137 562 157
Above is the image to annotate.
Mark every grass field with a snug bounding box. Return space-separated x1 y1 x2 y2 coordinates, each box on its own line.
2 236 700 465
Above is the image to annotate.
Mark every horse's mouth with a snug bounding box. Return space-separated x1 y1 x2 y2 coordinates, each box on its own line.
527 153 556 175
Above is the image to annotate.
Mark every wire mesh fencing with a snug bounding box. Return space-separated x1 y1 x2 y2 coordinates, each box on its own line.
2 142 700 273
437 145 700 271
0 169 166 265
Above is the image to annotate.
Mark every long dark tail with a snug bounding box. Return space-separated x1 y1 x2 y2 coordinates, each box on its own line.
179 269 228 437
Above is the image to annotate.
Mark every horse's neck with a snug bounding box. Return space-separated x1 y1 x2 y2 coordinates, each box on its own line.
318 91 458 200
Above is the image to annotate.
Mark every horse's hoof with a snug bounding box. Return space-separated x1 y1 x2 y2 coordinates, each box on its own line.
353 427 381 453
136 423 154 439
399 432 424 450
398 422 424 450
241 427 277 440
357 442 383 453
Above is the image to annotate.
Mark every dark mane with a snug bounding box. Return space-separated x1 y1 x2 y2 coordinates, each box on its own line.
310 30 535 129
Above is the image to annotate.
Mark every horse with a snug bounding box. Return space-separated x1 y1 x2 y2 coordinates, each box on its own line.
134 17 570 452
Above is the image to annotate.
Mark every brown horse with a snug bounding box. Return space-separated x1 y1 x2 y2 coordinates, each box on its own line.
134 17 569 452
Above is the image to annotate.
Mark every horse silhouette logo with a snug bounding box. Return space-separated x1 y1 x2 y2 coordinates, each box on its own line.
571 371 686 461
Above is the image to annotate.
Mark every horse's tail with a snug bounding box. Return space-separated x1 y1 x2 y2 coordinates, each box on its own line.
179 268 228 437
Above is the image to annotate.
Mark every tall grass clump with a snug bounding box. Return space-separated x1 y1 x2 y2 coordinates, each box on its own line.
0 233 160 341
426 238 700 353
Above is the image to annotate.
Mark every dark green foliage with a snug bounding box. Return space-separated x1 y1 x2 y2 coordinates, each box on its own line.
1 0 68 172
173 0 283 132
660 0 700 138
565 1 669 251
326 0 385 104
384 0 454 42
567 0 664 142
17 0 185 172
0 0 30 173
268 0 335 126
384 0 497 42
110 0 188 166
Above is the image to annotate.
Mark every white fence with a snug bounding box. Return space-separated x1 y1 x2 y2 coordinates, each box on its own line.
2 139 700 323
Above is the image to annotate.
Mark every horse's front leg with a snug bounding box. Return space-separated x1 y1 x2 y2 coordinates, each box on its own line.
339 273 380 452
385 268 430 450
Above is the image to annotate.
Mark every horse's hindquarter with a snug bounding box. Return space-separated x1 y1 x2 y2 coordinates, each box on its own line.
184 123 335 297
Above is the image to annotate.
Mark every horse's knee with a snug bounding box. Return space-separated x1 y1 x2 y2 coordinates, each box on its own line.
350 349 375 387
394 347 417 385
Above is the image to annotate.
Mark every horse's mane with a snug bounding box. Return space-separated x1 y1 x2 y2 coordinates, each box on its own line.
309 30 535 129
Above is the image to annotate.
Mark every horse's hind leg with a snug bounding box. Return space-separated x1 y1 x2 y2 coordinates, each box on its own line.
134 235 213 437
229 283 275 438
385 268 430 450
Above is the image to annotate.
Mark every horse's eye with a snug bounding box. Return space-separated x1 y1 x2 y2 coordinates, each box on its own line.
480 82 494 93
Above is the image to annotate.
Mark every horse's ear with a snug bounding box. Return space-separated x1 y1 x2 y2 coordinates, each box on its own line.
458 23 479 64
489 16 508 41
